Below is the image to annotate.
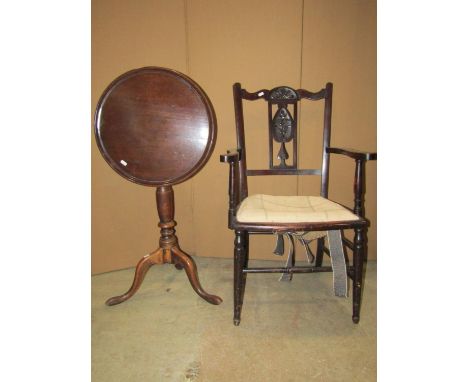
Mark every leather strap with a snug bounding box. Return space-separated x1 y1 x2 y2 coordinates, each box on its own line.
327 230 348 297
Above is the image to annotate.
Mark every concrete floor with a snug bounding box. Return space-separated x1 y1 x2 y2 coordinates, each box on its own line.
92 257 376 381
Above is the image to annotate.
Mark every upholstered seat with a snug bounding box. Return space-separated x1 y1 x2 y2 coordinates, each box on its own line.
236 194 360 224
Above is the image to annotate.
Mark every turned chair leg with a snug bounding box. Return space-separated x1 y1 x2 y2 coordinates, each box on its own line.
106 249 162 306
234 230 248 326
352 227 365 323
242 232 249 301
171 246 223 305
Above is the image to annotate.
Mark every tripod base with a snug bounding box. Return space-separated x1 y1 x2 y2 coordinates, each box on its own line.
106 245 222 306
106 186 222 307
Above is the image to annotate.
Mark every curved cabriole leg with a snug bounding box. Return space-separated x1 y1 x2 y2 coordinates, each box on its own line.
352 227 365 323
105 249 162 306
233 231 247 326
171 246 223 305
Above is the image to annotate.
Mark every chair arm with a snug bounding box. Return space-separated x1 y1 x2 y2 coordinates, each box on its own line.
327 147 376 218
220 149 241 163
327 147 377 161
220 149 242 228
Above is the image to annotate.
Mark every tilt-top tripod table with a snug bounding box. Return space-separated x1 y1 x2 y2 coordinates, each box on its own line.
94 67 222 306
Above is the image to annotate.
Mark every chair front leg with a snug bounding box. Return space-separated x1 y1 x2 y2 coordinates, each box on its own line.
352 227 365 323
234 230 247 326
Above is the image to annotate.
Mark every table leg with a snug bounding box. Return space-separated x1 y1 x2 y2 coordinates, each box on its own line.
105 248 163 306
171 246 223 305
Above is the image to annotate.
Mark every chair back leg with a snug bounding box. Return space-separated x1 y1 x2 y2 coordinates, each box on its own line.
315 237 325 267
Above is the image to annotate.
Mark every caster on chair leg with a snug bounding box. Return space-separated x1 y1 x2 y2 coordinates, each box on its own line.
233 318 241 326
352 315 360 324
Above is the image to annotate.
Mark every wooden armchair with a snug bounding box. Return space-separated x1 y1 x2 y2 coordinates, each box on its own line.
221 82 376 325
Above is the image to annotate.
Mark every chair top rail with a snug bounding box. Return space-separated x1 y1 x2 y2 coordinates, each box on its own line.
239 86 328 102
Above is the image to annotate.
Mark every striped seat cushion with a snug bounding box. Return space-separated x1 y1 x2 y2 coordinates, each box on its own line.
236 194 359 223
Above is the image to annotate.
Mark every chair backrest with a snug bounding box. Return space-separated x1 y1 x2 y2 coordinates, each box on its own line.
233 82 333 200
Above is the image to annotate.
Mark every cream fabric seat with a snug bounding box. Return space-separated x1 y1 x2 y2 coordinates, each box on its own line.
236 194 359 224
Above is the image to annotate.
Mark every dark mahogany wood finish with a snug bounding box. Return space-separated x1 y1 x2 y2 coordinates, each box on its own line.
95 67 216 186
221 82 376 325
95 67 222 306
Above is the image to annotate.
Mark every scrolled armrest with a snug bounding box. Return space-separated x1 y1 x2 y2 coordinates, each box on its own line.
327 147 377 161
220 149 241 163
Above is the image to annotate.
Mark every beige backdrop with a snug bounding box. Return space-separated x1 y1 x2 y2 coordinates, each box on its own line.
92 0 377 274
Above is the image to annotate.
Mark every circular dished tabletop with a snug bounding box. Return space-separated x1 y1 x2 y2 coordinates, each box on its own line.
94 67 217 186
